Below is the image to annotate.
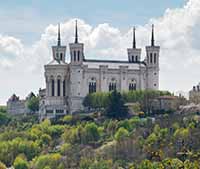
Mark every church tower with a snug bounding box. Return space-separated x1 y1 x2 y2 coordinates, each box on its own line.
68 20 85 113
69 20 84 65
127 27 141 63
52 24 66 63
146 25 160 90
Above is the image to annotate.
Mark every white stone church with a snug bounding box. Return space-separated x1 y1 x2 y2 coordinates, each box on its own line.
39 21 160 119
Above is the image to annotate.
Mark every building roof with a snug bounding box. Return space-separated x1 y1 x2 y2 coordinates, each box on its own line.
157 95 177 100
83 59 146 69
47 59 67 65
8 94 19 102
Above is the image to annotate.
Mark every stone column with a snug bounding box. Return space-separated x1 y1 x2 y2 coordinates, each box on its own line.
48 80 50 97
119 66 128 92
60 77 63 97
55 79 58 97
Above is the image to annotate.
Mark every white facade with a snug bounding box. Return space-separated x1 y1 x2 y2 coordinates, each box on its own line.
39 23 160 119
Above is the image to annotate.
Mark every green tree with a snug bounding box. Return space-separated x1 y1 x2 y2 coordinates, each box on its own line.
40 134 52 146
13 155 29 169
27 96 39 112
0 106 7 114
0 113 10 126
105 90 128 119
114 127 129 142
83 122 100 144
138 160 153 169
32 153 64 169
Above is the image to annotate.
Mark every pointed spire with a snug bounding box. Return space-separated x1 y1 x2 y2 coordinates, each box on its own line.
57 23 61 46
133 27 136 49
75 20 78 43
151 24 155 46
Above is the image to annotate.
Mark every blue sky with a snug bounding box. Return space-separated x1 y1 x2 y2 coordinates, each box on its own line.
0 0 185 44
2 0 200 105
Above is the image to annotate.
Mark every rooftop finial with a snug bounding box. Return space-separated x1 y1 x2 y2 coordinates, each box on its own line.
151 24 155 46
133 27 136 49
58 23 61 46
75 20 78 43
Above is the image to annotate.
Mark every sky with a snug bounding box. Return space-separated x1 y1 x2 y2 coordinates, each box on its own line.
0 0 199 104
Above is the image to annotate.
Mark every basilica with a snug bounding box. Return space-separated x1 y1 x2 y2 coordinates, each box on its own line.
39 21 160 119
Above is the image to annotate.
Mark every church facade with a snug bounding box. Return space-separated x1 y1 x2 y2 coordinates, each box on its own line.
39 21 160 119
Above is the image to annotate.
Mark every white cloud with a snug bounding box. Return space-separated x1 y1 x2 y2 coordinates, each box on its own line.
1 0 200 104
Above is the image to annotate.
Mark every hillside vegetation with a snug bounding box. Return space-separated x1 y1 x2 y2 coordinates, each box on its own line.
0 91 199 169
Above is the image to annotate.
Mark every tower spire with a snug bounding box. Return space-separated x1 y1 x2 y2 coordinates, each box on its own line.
133 27 136 49
151 24 155 46
57 23 61 46
75 20 78 43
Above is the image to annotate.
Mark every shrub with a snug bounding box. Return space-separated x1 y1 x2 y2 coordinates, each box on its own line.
114 127 129 142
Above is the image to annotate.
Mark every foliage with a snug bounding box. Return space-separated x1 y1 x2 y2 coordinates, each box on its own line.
105 90 128 119
0 112 10 126
27 96 39 112
80 159 112 169
31 153 64 169
14 155 29 169
0 106 7 114
83 90 171 114
114 127 129 142
1 103 200 168
0 161 6 169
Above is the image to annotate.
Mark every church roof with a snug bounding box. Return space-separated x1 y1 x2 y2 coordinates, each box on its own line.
83 59 146 69
47 59 67 65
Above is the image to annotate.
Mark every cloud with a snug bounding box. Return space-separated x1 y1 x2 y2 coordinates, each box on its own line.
1 0 200 104
0 35 24 68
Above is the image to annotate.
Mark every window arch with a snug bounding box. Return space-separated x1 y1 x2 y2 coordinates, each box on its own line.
109 78 117 91
56 53 59 60
57 76 61 97
63 80 66 97
129 79 136 91
51 77 55 97
74 51 76 61
89 77 96 93
60 53 63 61
77 51 80 61
150 53 153 63
135 55 138 62
154 53 157 64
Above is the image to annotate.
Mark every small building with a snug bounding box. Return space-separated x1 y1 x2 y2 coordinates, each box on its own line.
151 95 180 113
7 94 27 115
189 83 200 104
7 93 36 115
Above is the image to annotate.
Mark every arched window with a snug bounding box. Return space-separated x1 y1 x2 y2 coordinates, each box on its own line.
77 51 80 61
74 51 76 61
150 53 153 63
154 53 157 64
57 78 61 97
63 80 66 97
129 79 136 91
89 78 96 93
60 53 63 61
135 55 138 62
109 78 117 91
51 79 55 96
132 55 134 62
56 53 59 59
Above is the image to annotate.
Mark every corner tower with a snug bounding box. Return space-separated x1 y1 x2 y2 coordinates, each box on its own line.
69 20 84 65
146 25 160 90
127 27 141 63
52 24 66 63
